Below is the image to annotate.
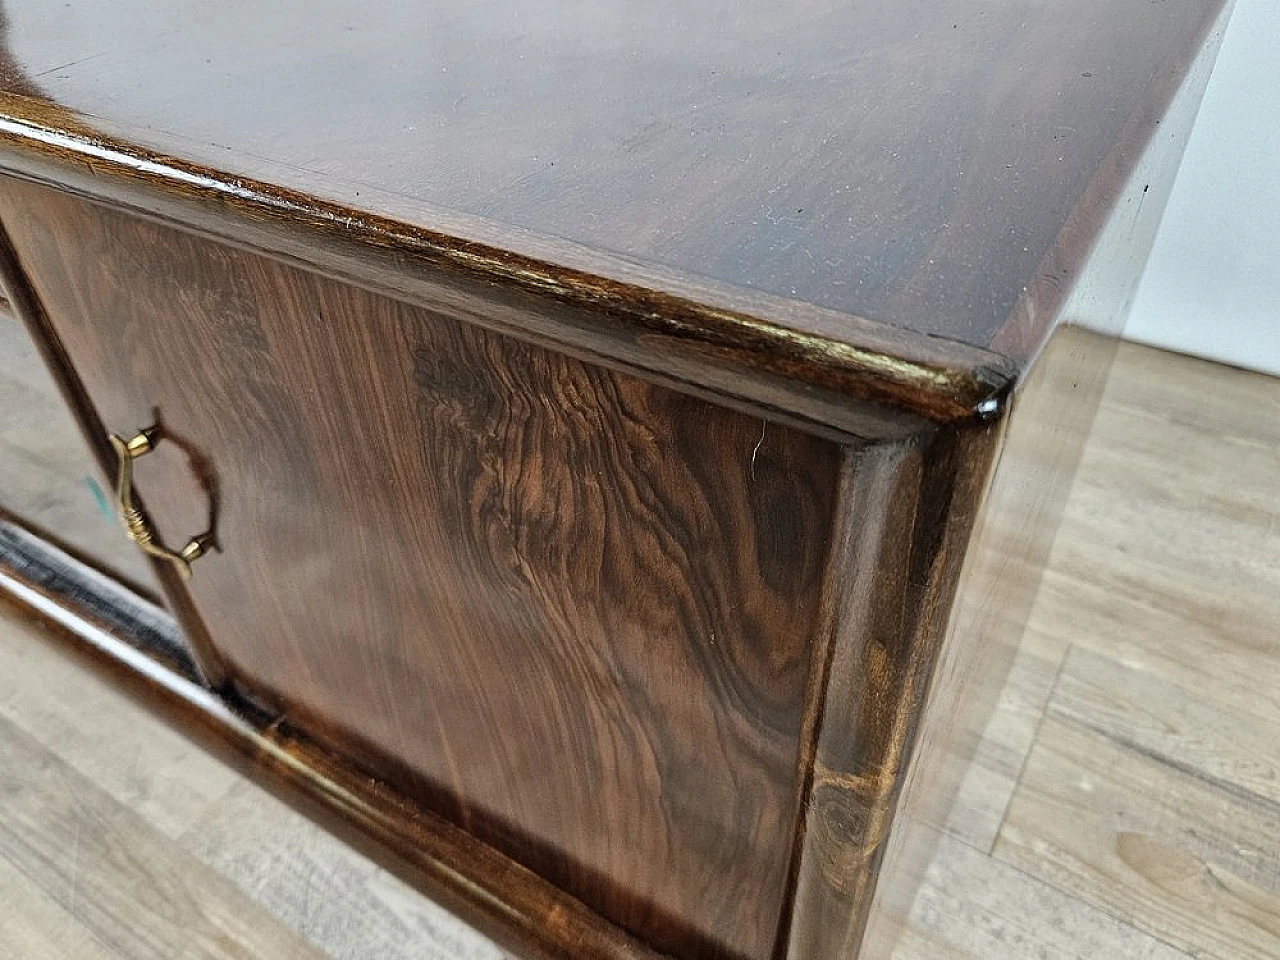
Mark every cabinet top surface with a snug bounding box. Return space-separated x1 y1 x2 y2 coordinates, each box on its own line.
0 0 1222 375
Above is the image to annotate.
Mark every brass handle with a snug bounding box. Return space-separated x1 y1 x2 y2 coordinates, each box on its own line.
109 426 211 580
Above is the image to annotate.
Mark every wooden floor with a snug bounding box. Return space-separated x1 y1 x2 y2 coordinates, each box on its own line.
0 340 1276 960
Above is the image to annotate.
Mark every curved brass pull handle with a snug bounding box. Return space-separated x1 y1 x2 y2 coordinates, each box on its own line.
109 426 211 580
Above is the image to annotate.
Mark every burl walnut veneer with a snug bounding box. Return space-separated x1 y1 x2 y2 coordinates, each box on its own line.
0 1 1232 958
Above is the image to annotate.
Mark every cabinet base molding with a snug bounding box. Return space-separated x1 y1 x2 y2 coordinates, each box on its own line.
0 516 668 960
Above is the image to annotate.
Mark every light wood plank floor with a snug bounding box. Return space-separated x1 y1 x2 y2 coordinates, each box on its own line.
0 340 1276 959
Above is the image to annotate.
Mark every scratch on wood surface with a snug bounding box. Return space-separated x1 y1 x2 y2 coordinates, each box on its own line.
751 420 766 481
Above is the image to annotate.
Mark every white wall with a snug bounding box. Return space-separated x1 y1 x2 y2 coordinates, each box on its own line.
1126 0 1280 376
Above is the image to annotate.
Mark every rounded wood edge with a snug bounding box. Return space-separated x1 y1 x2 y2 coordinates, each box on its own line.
0 97 1016 433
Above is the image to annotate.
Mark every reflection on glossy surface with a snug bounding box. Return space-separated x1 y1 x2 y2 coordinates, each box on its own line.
855 16 1227 950
0 175 850 960
0 0 1221 355
0 3 1235 958
0 313 160 595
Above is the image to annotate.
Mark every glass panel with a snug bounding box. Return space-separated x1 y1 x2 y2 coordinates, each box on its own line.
0 311 163 598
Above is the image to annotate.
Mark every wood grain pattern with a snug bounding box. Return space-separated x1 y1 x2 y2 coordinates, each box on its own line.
785 422 999 957
0 701 330 960
973 342 1280 960
847 327 1124 958
3 341 1274 960
942 341 1280 883
894 834 1193 960
177 780 508 960
997 717 1280 960
1052 646 1280 809
3 343 1273 960
0 855 127 960
0 93 1011 437
0 178 847 960
0 48 1225 950
0 0 1226 361
0 1 1235 953
0 524 228 838
1031 350 1280 726
933 636 1063 854
843 15 1233 948
784 10 1228 950
0 581 508 960
0 210 225 686
0 521 667 960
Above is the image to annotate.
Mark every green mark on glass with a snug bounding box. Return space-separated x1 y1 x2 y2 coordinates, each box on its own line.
86 475 116 524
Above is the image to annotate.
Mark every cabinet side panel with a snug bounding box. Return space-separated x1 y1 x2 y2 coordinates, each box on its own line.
0 178 848 960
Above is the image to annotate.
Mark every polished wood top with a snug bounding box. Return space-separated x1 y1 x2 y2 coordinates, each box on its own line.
0 0 1226 421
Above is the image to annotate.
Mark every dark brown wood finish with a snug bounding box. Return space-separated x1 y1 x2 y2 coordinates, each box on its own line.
799 10 1234 954
780 420 999 957
0 0 1223 361
0 177 849 960
0 211 224 685
0 95 1009 440
0 516 670 960
0 1 1235 958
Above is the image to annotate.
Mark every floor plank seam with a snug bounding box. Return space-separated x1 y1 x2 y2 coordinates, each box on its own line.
988 640 1073 856
982 836 1197 959
941 825 999 856
1044 567 1248 651
1047 708 1280 820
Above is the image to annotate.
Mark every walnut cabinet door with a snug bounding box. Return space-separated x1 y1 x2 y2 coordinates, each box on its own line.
0 177 852 960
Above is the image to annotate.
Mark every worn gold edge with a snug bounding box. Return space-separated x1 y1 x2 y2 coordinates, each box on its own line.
0 99 1016 424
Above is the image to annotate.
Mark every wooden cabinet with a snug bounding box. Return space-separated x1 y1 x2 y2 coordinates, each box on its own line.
1 177 840 960
0 1 1232 957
